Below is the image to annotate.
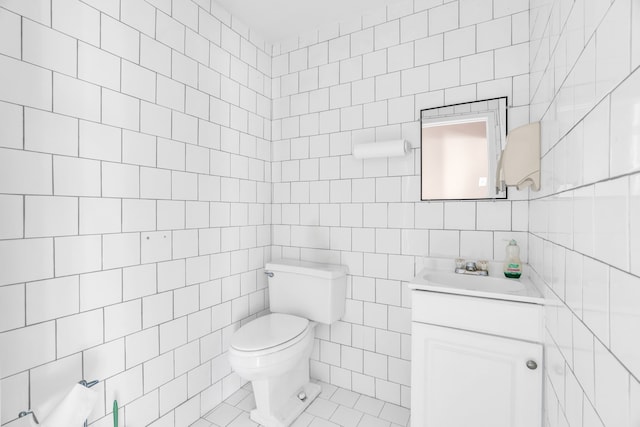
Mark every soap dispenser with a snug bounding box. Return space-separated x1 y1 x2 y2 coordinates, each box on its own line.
504 240 522 279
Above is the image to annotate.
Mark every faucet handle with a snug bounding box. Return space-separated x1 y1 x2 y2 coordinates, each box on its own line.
455 258 465 269
476 260 489 271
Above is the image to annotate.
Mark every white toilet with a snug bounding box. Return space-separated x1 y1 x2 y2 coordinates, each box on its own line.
228 259 348 427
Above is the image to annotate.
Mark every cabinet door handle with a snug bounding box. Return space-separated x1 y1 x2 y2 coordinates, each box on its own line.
526 360 538 370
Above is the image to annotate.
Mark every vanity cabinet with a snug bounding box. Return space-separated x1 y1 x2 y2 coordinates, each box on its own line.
410 290 544 427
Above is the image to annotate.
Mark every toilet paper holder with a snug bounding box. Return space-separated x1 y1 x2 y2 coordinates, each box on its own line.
18 379 99 427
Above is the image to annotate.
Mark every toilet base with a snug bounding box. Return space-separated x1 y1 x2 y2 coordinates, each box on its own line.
250 382 321 427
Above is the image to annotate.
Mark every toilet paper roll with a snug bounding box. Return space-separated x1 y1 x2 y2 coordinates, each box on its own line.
40 384 98 427
352 140 410 159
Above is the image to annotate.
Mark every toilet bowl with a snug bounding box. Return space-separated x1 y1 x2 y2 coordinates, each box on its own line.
229 313 314 379
229 313 321 427
228 259 348 427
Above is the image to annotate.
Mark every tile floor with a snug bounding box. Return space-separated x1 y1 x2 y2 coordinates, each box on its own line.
194 382 411 427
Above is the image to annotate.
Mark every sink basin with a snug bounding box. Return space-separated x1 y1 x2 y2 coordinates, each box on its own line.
409 258 543 304
423 272 526 293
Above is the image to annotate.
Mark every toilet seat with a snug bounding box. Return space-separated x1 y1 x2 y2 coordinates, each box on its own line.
230 313 311 357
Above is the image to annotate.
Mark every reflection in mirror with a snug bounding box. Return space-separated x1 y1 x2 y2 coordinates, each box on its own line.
420 97 507 201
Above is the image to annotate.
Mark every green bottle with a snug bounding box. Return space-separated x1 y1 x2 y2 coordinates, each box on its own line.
503 240 522 279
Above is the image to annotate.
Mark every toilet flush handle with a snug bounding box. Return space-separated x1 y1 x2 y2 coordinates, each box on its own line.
264 271 274 278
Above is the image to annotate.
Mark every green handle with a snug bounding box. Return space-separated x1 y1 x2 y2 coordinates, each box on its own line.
113 400 118 427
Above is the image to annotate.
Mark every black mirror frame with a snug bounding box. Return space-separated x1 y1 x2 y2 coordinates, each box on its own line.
419 96 509 202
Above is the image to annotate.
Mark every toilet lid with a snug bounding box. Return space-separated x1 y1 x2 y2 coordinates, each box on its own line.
231 313 309 352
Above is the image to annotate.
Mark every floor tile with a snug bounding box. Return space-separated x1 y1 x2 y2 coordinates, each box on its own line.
356 413 391 427
318 381 338 399
306 398 339 419
237 393 257 412
330 388 360 408
205 403 243 426
309 418 340 427
379 403 410 426
291 413 315 427
353 395 385 417
330 405 364 427
226 388 251 406
228 412 259 427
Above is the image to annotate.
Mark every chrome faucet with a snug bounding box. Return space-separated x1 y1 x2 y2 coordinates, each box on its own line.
454 259 489 276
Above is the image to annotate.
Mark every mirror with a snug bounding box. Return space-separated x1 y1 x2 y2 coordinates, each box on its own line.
420 97 508 200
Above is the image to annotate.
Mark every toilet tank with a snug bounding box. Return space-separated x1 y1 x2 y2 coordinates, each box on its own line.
265 259 348 324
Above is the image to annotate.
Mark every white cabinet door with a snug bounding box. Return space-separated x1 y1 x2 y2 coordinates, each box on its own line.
411 322 542 427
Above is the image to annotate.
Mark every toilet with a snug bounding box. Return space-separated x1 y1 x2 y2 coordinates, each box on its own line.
228 259 348 427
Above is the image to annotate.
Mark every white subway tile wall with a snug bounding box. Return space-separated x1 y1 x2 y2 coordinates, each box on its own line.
0 0 272 426
270 0 530 410
529 0 640 426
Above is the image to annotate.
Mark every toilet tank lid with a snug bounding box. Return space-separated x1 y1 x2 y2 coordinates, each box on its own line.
265 259 348 279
